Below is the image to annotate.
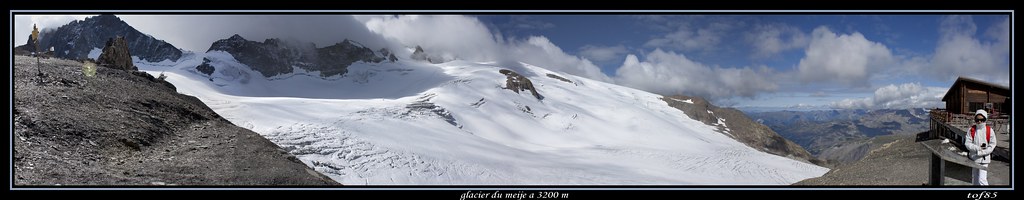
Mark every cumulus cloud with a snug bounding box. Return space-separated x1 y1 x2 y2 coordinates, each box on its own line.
13 15 92 47
829 82 945 109
796 26 895 87
578 45 628 63
361 15 611 82
746 23 808 58
614 49 778 100
927 16 1010 85
119 15 390 52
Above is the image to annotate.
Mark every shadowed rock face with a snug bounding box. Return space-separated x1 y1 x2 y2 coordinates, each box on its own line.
195 58 215 75
204 35 388 78
662 95 821 165
499 69 542 100
13 55 339 186
97 36 135 71
15 14 183 62
410 45 447 64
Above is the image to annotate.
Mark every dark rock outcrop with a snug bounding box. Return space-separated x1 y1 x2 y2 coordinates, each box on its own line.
97 36 135 70
203 34 387 78
410 45 445 64
14 36 39 55
500 69 542 100
15 14 182 62
379 48 398 62
545 73 573 84
195 58 215 76
13 55 338 185
662 95 821 165
311 39 385 77
411 46 428 61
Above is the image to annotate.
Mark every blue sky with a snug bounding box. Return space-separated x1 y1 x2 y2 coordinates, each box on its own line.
14 14 1011 110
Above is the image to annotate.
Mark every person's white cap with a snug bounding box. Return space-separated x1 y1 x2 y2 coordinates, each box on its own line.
976 109 989 120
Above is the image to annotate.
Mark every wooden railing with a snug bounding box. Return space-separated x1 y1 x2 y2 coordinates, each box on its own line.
930 109 1009 134
929 109 1009 150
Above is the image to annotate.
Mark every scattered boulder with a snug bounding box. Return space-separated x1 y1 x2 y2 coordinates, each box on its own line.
500 69 542 100
97 36 136 71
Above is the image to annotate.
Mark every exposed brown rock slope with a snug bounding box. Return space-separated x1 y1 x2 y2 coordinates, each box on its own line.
13 56 338 186
662 95 823 165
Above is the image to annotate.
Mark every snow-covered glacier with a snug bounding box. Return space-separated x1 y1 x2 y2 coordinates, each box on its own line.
137 50 827 185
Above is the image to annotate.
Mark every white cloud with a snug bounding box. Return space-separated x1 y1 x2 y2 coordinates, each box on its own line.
578 45 628 63
13 15 92 48
614 49 778 100
829 97 874 110
796 26 895 87
829 82 945 109
746 23 808 58
361 15 611 82
510 37 612 81
927 16 1010 85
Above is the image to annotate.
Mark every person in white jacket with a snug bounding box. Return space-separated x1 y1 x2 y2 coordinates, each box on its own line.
965 109 997 185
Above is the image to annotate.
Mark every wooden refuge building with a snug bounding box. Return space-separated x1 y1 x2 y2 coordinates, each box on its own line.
941 76 1010 118
922 76 1011 186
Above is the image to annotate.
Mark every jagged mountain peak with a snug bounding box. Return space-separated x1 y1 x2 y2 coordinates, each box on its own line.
16 14 182 63
228 33 246 40
201 35 390 78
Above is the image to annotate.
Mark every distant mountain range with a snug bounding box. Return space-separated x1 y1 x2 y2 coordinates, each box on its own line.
746 108 931 165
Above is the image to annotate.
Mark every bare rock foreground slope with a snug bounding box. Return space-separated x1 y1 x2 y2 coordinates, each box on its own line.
12 56 338 185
